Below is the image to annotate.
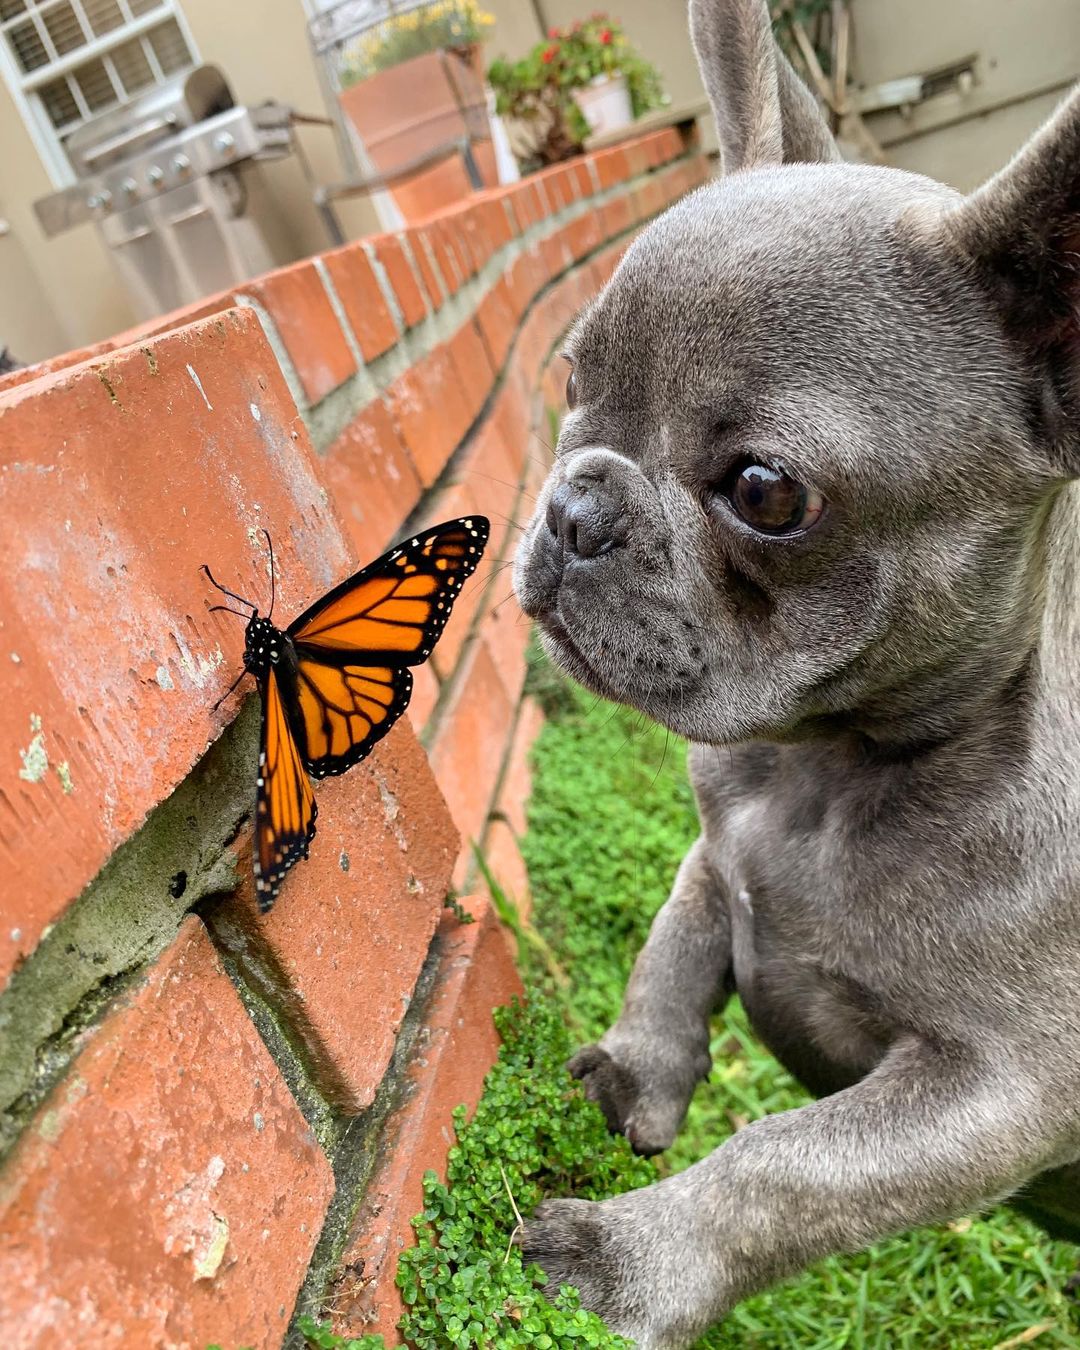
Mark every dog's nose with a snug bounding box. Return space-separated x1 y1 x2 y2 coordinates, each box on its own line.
546 481 623 559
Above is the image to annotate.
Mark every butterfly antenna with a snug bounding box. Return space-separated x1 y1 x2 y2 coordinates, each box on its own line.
263 529 276 620
208 604 251 619
201 563 257 612
211 667 247 713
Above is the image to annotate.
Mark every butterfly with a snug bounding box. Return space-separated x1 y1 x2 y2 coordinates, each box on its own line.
202 517 490 912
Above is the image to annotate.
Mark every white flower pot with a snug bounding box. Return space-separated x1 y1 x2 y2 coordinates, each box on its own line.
572 73 634 137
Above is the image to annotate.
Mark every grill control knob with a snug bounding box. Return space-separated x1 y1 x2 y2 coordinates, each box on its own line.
172 153 192 177
213 132 237 160
147 165 165 188
121 176 138 199
86 190 113 213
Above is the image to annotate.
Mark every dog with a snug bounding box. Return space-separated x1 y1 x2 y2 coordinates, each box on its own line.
512 1 1080 1345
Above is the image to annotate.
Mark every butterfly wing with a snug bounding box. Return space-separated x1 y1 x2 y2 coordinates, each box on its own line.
291 659 413 780
285 517 489 779
254 665 318 911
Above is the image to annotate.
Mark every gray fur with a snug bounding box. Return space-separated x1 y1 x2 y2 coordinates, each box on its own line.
511 1 1080 1344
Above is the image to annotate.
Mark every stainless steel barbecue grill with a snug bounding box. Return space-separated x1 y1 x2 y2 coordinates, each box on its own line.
33 65 296 320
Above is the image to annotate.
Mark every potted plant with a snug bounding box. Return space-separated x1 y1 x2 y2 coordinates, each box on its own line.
336 1 499 218
488 14 666 171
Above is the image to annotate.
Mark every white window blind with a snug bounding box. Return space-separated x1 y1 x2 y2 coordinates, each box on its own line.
0 0 198 185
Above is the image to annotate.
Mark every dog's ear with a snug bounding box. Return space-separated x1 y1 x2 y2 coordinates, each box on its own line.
946 88 1080 475
688 0 840 171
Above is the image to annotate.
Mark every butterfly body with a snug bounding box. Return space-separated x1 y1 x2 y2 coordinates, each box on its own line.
242 614 287 679
206 517 490 911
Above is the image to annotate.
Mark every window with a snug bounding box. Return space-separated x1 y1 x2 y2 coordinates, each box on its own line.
0 0 198 185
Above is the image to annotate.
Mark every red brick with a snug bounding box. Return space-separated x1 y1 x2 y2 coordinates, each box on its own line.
416 480 493 682
483 586 532 707
385 341 473 485
592 145 632 190
401 228 446 310
475 277 518 373
565 208 604 260
601 192 636 238
224 722 458 1113
235 260 356 405
421 219 468 295
480 817 532 922
499 367 535 470
322 244 401 363
0 335 119 394
447 318 495 423
456 203 493 272
634 175 668 221
0 916 334 1349
505 245 547 320
430 638 514 881
368 235 429 329
109 290 235 347
472 189 516 250
624 135 654 178
569 159 594 199
0 308 356 988
495 696 544 839
511 178 545 229
535 162 575 212
498 185 527 236
407 659 441 734
541 228 573 280
322 398 423 555
332 895 521 1342
453 395 524 537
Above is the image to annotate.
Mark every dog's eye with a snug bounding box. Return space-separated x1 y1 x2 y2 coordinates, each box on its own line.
565 368 578 410
727 465 825 535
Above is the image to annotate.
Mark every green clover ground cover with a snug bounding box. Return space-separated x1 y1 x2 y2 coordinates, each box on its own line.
295 656 1080 1349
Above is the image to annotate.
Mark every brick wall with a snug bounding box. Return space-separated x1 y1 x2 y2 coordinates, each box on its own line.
0 127 711 1348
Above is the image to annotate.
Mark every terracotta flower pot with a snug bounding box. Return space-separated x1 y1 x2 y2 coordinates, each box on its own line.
338 48 495 221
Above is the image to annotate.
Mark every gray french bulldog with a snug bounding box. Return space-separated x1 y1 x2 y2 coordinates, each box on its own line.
512 0 1080 1345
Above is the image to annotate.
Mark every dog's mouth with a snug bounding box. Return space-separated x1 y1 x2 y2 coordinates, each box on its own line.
538 610 616 698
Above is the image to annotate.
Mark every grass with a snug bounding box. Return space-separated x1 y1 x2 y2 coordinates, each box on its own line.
520 656 1080 1350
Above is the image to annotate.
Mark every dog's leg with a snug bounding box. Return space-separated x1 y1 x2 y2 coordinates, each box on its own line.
568 837 733 1155
525 1044 1060 1348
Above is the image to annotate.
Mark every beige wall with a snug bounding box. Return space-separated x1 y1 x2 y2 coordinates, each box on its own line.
0 0 378 364
0 75 130 361
1 0 1077 364
854 0 1080 191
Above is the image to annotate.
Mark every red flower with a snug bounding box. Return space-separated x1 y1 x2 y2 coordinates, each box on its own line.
541 44 559 63
599 27 613 43
548 26 561 37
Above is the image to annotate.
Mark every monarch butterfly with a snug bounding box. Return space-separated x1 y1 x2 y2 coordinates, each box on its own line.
203 517 490 911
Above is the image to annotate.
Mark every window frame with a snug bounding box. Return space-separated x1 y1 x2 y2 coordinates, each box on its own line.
0 0 199 188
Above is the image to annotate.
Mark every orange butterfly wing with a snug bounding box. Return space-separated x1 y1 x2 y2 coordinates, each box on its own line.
285 517 489 779
292 659 413 780
254 665 318 910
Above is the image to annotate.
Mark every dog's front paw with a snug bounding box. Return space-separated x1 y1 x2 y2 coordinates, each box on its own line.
521 1190 711 1349
568 1038 709 1155
521 1197 623 1312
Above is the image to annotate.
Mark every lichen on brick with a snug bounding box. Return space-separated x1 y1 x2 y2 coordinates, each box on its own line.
17 713 47 784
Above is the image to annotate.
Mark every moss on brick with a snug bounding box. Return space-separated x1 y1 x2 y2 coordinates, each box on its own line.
0 699 257 1161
